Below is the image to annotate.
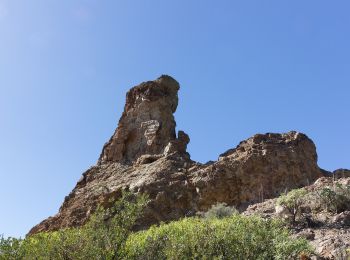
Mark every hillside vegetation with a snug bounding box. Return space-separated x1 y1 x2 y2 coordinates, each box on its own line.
1 192 313 260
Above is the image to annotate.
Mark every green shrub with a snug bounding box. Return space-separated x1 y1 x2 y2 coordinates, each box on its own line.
0 191 148 260
0 235 24 260
1 192 313 259
21 229 91 260
317 184 350 213
203 202 238 219
124 215 313 260
277 188 307 223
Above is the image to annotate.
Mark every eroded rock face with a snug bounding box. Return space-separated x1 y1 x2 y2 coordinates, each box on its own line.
189 131 323 211
29 76 326 235
99 75 182 164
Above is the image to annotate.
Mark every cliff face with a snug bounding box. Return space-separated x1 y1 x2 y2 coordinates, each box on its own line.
29 76 325 235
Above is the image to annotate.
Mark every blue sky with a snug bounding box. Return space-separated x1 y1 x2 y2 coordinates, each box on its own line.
0 0 349 238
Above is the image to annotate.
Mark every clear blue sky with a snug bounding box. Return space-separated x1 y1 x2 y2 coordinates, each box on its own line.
1 0 349 238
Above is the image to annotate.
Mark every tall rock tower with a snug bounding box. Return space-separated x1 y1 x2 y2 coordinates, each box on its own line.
99 75 188 164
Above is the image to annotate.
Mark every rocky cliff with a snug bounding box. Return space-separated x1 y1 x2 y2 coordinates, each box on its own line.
29 75 325 235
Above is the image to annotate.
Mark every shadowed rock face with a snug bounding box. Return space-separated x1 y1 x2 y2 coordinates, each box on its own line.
29 76 326 235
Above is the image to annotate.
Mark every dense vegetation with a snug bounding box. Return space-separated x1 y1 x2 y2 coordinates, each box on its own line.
316 182 350 213
1 192 313 260
124 215 311 260
0 192 148 260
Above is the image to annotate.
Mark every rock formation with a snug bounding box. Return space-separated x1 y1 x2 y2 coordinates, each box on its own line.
99 75 184 164
332 168 350 179
29 75 326 235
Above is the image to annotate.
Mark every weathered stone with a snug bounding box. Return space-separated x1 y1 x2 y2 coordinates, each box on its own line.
275 204 292 219
332 211 350 226
135 154 163 165
29 76 325 236
296 229 315 240
98 75 181 164
313 230 350 260
164 130 190 156
332 168 350 179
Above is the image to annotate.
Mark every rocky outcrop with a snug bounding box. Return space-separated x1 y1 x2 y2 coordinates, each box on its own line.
189 131 323 211
99 75 184 164
332 168 350 179
29 76 326 235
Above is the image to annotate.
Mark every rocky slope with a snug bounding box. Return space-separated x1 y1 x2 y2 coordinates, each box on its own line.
243 177 350 259
29 75 326 235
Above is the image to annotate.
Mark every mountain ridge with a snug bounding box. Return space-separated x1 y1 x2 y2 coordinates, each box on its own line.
29 76 338 236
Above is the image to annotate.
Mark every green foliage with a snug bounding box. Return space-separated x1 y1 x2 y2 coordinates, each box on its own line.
317 183 350 213
203 202 238 219
319 187 337 212
0 235 24 260
80 191 148 259
21 229 91 260
1 191 313 259
124 215 313 260
0 191 148 260
277 188 307 223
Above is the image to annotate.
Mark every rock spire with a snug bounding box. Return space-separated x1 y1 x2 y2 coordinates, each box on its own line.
99 75 188 164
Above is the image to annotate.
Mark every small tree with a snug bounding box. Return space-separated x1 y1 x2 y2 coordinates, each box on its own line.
277 188 307 223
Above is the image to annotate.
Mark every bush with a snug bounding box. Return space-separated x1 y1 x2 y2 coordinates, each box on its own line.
277 188 307 223
124 215 313 260
0 191 148 260
21 229 91 260
317 183 350 213
203 202 238 219
1 192 313 259
0 235 24 260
